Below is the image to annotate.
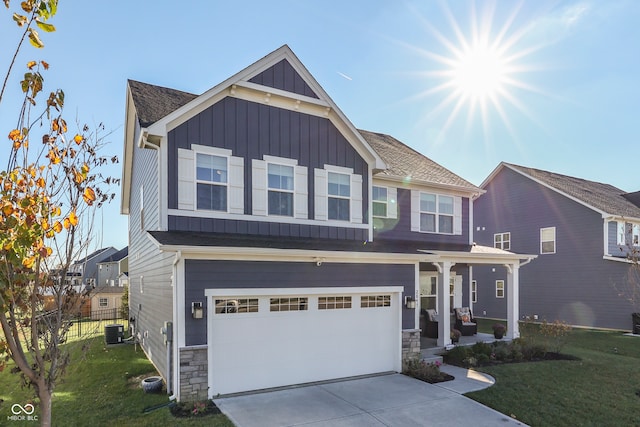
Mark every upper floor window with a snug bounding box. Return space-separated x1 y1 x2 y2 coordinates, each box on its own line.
328 172 351 221
420 193 453 233
314 165 363 224
411 190 462 235
633 224 640 246
253 155 307 219
177 145 244 214
196 153 227 211
494 232 511 250
268 163 294 216
540 227 556 254
372 186 388 217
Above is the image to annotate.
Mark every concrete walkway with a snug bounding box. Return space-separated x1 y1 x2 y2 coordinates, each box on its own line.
214 368 527 427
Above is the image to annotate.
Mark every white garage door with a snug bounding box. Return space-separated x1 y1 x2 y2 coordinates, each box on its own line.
206 286 403 396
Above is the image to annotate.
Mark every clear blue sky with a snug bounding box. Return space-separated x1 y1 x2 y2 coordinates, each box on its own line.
1 0 638 251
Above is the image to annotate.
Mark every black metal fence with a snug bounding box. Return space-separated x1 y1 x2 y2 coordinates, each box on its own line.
65 308 129 340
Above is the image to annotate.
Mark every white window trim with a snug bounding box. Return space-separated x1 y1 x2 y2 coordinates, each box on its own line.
411 190 462 235
372 185 397 219
253 155 308 219
177 144 244 214
194 149 230 213
540 226 556 254
99 297 109 307
494 232 511 250
471 280 477 303
633 224 640 246
314 164 363 224
496 280 505 298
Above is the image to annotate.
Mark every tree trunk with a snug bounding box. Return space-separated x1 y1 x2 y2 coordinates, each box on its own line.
38 387 52 427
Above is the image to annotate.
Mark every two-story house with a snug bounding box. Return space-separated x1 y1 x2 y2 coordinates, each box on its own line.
473 162 639 331
91 247 128 320
121 45 535 400
68 247 118 293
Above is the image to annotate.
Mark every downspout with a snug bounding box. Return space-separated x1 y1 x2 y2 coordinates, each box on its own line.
168 250 181 399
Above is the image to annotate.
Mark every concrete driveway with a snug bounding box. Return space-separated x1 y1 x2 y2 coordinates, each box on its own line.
214 373 527 427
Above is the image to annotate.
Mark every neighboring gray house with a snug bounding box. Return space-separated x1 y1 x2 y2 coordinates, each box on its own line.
91 247 128 320
473 162 639 331
68 247 118 293
96 246 129 288
120 45 535 400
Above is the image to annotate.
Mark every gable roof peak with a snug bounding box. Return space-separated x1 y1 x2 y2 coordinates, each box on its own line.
494 162 640 219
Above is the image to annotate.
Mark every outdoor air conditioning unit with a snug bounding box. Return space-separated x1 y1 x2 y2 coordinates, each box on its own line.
105 324 124 344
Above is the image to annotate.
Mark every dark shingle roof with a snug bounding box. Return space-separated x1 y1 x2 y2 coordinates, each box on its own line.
360 130 481 192
507 163 640 218
149 231 471 254
128 80 197 127
98 247 128 263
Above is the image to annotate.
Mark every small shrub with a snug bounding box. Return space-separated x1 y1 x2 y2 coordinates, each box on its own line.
492 342 512 361
539 319 572 354
404 358 450 383
476 353 490 365
471 341 492 357
445 345 469 365
170 400 221 418
463 356 478 367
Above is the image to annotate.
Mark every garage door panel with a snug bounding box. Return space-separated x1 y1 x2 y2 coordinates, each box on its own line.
208 290 401 395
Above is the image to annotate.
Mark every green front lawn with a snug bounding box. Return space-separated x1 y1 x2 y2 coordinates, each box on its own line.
465 329 640 426
0 336 233 426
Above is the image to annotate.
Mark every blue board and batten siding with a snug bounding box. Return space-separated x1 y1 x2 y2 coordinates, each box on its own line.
473 167 635 330
183 260 415 346
374 187 470 247
166 97 369 239
249 59 319 99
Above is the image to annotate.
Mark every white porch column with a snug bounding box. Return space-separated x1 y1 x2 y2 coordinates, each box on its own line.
435 261 453 346
506 263 520 339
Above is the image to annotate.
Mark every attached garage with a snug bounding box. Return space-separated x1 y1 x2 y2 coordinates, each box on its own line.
205 286 403 396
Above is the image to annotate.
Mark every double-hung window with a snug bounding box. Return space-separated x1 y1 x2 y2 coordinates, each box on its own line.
540 227 556 254
196 153 227 211
328 172 351 221
268 163 294 216
494 232 511 250
372 186 388 217
420 193 453 233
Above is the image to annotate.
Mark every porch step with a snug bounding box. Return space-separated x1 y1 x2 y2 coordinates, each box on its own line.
421 355 443 365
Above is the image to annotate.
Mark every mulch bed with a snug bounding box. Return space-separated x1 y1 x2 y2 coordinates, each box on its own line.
170 400 222 418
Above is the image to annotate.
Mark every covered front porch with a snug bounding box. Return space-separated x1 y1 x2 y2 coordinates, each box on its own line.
413 245 536 348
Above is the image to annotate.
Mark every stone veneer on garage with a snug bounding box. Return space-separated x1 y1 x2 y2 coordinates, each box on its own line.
402 329 421 370
179 346 208 401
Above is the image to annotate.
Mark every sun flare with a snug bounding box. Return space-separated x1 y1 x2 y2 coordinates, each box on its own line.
408 2 546 142
451 42 507 101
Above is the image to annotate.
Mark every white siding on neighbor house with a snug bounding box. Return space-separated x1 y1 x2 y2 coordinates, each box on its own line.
128 138 174 382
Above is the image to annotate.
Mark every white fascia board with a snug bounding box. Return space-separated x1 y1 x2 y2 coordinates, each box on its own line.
156 245 432 265
205 286 405 298
374 175 483 199
602 214 640 223
121 86 139 215
422 249 538 265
